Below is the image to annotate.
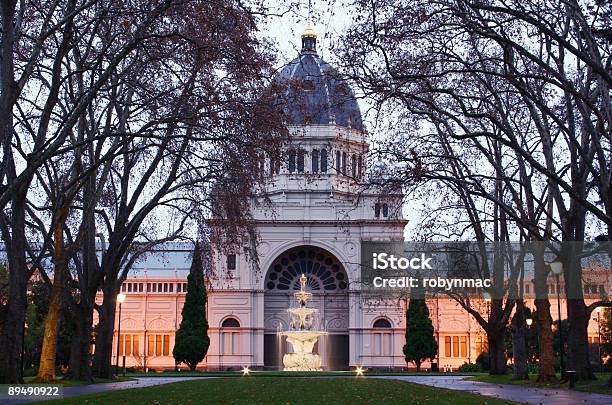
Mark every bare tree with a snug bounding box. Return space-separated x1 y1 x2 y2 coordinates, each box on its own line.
1 0 288 383
336 0 610 380
0 0 187 383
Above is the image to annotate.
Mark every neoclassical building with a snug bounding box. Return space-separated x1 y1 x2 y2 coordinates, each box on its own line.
205 25 411 371
105 27 608 372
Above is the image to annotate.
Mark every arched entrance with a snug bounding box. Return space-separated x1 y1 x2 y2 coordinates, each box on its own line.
263 245 350 370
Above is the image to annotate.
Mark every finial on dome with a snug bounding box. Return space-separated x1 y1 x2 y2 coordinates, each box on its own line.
301 23 317 54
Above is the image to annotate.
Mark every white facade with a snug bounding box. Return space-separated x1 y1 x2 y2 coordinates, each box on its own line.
207 121 408 370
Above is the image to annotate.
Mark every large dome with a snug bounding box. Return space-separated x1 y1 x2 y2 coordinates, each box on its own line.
272 27 364 131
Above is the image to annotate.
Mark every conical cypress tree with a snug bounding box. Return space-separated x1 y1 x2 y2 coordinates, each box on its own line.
403 279 438 372
173 243 209 371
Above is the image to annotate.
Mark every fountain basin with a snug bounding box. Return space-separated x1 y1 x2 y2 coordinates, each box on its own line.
279 330 327 371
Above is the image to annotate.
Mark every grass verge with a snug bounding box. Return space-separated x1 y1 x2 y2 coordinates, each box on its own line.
37 377 520 404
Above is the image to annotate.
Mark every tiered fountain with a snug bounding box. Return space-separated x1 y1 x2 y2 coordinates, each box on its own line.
279 273 326 371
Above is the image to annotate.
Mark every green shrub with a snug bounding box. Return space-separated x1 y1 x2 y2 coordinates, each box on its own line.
23 367 38 377
458 362 482 372
173 243 210 371
475 352 490 371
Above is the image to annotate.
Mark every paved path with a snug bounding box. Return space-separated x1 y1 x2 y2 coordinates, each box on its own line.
1 377 210 404
377 375 612 405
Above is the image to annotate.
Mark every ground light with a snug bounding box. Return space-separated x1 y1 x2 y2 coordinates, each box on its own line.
355 366 365 376
242 366 251 376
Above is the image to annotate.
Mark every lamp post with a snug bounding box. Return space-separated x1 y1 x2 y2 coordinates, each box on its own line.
21 322 28 378
595 307 602 373
550 260 564 378
115 293 126 377
525 317 533 363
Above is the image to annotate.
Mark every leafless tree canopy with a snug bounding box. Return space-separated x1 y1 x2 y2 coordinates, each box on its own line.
0 0 289 383
336 0 610 380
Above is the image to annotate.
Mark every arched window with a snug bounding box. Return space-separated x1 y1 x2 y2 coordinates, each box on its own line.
312 149 319 172
358 155 363 178
372 318 392 356
335 150 341 173
222 317 240 328
351 154 357 177
374 203 381 218
265 246 349 291
342 152 347 175
382 203 389 217
320 149 328 172
221 317 240 355
270 157 276 176
302 80 315 91
227 254 236 270
257 154 265 179
373 318 392 328
288 149 296 173
297 149 305 173
335 83 349 96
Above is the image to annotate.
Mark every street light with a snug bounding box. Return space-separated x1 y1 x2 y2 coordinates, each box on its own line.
115 293 126 377
549 260 564 378
595 307 602 373
21 322 28 378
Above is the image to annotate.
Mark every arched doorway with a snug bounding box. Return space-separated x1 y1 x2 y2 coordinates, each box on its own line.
263 245 350 370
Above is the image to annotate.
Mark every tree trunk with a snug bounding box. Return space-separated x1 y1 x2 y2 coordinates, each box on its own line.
566 298 594 380
534 299 556 381
93 297 117 379
488 327 506 375
68 178 101 381
416 361 421 372
68 302 94 381
0 193 30 383
532 245 556 381
511 304 529 380
562 241 595 381
36 215 68 382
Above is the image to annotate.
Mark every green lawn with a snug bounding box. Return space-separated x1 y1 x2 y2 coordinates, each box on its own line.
38 377 520 405
468 373 612 395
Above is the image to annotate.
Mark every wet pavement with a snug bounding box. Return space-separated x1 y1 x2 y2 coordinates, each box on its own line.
376 375 612 405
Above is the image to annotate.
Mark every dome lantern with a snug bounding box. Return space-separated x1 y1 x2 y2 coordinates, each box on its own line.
301 24 317 54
